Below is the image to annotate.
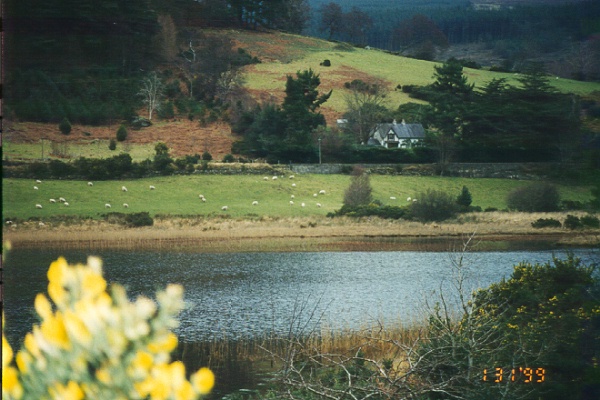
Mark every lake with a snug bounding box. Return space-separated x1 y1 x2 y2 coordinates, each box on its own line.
4 248 598 347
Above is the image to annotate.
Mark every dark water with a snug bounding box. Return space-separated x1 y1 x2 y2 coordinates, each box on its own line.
4 248 598 346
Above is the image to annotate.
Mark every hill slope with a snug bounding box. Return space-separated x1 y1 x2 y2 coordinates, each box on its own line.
6 29 600 159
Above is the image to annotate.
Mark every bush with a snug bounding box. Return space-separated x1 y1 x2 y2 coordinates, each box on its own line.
320 59 331 66
343 166 373 207
410 189 458 222
202 151 213 161
222 154 235 163
456 185 472 209
564 214 583 230
108 139 117 151
580 214 600 228
116 124 128 141
331 204 405 219
1 256 215 399
125 212 154 227
58 117 72 135
506 182 560 212
531 218 562 228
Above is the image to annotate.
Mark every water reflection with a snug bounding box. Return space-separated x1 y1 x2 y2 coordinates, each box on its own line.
4 248 597 347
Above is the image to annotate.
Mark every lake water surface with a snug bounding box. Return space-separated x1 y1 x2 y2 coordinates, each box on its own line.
4 248 598 347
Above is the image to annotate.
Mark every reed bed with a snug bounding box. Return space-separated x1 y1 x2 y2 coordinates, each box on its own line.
4 212 598 251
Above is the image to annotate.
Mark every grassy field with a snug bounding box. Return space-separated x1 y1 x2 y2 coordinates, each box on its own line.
2 141 158 162
2 174 594 221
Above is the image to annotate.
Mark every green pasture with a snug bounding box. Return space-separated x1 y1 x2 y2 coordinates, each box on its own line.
2 175 593 221
3 141 158 162
239 31 600 115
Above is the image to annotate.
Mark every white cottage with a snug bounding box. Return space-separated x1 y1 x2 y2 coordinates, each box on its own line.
369 120 426 148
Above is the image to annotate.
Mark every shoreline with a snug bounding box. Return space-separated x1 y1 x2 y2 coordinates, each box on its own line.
4 213 599 252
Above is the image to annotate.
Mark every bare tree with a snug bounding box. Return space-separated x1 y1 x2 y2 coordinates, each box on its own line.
343 80 390 144
138 72 163 120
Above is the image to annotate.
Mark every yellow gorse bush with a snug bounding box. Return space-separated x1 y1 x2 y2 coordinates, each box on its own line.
2 256 214 400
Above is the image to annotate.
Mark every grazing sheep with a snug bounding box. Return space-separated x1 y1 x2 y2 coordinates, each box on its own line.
123 203 129 208
6 220 13 225
390 196 396 200
49 199 57 203
319 190 326 195
289 175 295 179
121 186 128 192
59 197 66 203
316 203 322 208
221 206 228 211
33 186 39 190
252 201 258 206
87 182 94 186
291 183 296 187
263 177 269 181
105 203 112 208
63 202 69 207
202 198 206 202
290 201 294 205
36 180 42 184
199 194 205 199
149 185 155 190
272 176 278 180
291 195 295 199
301 203 305 207
413 198 418 202
35 204 43 209
313 193 318 197
407 197 412 202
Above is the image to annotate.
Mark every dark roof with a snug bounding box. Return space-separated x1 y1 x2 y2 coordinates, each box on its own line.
371 121 426 140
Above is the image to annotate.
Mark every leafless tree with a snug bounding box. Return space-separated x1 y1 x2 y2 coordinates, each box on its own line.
138 72 164 120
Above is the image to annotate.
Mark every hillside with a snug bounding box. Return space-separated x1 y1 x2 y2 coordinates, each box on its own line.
5 29 600 160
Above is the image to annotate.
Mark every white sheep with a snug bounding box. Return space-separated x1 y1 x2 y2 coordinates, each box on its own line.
390 196 396 200
313 193 318 197
105 203 112 208
289 201 294 205
291 195 295 199
149 185 155 190
5 221 13 225
319 190 326 195
291 183 296 187
121 186 128 192
59 197 66 203
252 201 258 206
289 175 295 179
301 202 305 207
33 186 39 190
35 204 43 209
413 198 418 202
49 199 57 203
272 176 278 180
221 206 229 211
64 202 69 207
123 203 129 208
201 198 206 202
316 203 322 207
407 197 412 202
199 194 205 199
36 180 42 184
263 177 269 181
87 182 94 186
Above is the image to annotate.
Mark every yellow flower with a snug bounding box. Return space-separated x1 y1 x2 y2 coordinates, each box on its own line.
191 367 215 395
63 310 92 346
2 334 13 368
81 270 107 300
40 312 71 350
35 293 53 320
2 366 23 399
23 332 41 358
148 332 178 353
96 367 112 384
15 351 32 373
49 380 84 400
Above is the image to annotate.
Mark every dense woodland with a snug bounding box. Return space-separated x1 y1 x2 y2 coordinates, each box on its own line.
3 0 600 167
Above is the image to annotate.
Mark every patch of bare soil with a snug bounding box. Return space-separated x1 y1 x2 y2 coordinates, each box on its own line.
4 120 240 159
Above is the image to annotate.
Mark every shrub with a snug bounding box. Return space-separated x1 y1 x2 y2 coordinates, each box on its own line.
580 214 600 228
410 189 458 222
506 182 560 212
116 124 128 141
125 211 154 227
333 204 405 219
320 59 331 67
456 185 472 209
222 154 235 163
202 151 213 161
343 166 373 207
1 256 215 399
108 139 117 151
58 117 72 135
531 218 562 229
564 214 583 230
